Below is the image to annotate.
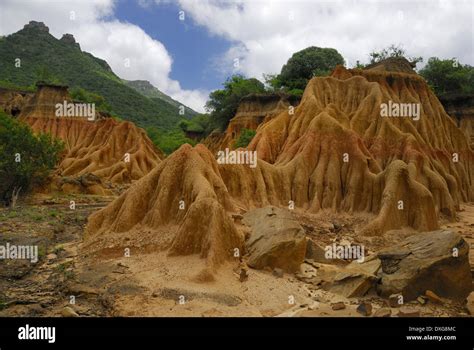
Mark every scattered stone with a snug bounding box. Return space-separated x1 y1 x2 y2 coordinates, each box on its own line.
374 308 391 317
239 268 248 282
356 302 372 316
466 292 474 315
46 253 57 261
425 290 443 304
389 293 403 307
272 268 284 278
305 239 328 263
301 223 314 233
397 306 420 317
330 222 342 233
417 296 427 305
324 255 381 298
232 213 243 224
61 306 79 317
331 302 346 310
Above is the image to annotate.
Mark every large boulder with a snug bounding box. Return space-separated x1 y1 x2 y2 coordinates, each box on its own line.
376 230 471 301
243 206 307 272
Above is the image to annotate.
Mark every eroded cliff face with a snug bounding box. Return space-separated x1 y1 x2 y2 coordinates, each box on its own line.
204 93 300 152
86 63 474 272
440 94 474 148
1 84 162 192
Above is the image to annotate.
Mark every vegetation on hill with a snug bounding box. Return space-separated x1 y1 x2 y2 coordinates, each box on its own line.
419 58 474 96
234 128 256 148
205 75 266 131
124 80 197 117
0 110 63 206
0 24 195 130
265 46 345 96
145 126 196 155
367 44 423 66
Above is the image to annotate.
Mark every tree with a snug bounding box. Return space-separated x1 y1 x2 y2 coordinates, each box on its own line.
234 128 256 148
70 87 112 113
205 75 265 131
267 47 345 93
368 44 422 66
0 111 63 207
419 57 474 96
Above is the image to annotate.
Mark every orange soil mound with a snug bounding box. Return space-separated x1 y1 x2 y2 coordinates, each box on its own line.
85 144 243 268
86 65 474 268
24 116 161 183
18 84 162 183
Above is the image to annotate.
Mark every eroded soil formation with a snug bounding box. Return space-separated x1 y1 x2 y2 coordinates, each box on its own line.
1 58 473 317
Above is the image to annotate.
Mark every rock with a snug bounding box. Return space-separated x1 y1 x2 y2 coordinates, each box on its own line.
377 230 471 301
324 255 381 298
46 253 57 261
243 207 307 272
417 296 427 305
397 307 420 317
356 302 372 316
23 21 49 33
301 223 314 233
60 34 81 49
61 306 79 317
331 302 346 310
239 268 248 282
232 213 243 224
305 239 328 263
330 222 342 233
374 308 391 317
466 292 474 315
272 268 284 278
425 290 443 304
389 293 404 307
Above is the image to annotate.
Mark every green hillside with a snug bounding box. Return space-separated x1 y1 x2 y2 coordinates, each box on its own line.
0 21 195 129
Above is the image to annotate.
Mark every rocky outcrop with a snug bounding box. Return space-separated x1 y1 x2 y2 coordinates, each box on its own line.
376 230 471 301
60 34 80 50
23 21 49 33
243 206 307 272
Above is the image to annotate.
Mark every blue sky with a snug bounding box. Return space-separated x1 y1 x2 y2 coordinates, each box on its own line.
114 0 231 92
0 0 472 112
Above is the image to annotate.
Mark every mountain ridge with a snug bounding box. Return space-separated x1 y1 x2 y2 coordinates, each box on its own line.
0 21 196 129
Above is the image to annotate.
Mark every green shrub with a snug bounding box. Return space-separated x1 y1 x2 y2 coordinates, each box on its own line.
234 128 256 148
0 111 63 205
146 127 196 155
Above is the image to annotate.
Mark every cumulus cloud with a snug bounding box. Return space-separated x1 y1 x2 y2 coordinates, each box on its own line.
177 0 473 79
0 0 208 112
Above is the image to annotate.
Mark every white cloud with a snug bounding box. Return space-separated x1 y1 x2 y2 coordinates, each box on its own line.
177 0 473 79
0 0 208 112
